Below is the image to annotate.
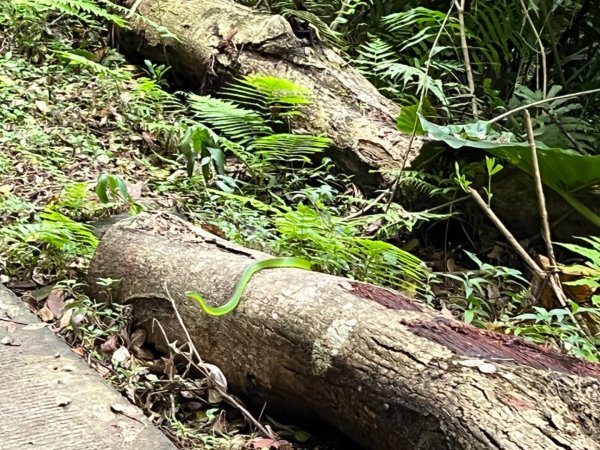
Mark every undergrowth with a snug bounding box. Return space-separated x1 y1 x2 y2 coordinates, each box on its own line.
2 0 600 448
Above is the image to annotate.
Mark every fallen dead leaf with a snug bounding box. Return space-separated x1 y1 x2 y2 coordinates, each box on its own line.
71 345 85 356
129 328 146 348
45 289 66 319
131 345 154 361
37 306 54 322
101 335 119 356
57 307 73 330
111 402 141 418
35 100 49 112
252 438 279 449
478 362 497 374
61 364 77 372
127 182 143 200
111 346 131 367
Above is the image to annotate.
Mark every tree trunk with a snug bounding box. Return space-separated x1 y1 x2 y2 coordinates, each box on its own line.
116 0 426 192
87 213 600 450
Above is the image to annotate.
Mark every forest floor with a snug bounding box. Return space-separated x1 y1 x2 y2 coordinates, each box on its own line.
2 5 600 450
0 13 362 450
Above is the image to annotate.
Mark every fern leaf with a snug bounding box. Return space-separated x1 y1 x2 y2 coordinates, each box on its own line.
250 134 330 163
188 94 272 144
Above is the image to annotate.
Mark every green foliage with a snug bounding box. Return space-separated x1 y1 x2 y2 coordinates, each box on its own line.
14 0 126 26
96 174 142 213
185 75 330 185
559 237 600 294
355 36 449 107
264 0 599 151
0 208 98 274
508 305 600 362
420 115 600 227
210 193 429 293
438 251 528 326
60 279 131 360
492 230 600 362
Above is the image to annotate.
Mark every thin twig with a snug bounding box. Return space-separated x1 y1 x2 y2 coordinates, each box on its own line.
159 284 277 440
543 108 586 154
426 194 470 213
467 187 544 277
523 111 554 263
540 0 566 87
519 0 547 99
345 191 387 220
0 317 31 326
523 111 592 338
454 0 478 119
488 88 600 125
385 3 455 211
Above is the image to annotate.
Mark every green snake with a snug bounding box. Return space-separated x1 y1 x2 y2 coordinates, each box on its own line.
185 257 312 316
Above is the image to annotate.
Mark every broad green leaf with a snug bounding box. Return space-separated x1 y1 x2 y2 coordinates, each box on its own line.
397 104 425 134
419 115 600 227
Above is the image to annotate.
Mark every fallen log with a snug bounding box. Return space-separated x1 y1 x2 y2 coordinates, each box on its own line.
116 0 426 192
115 0 599 243
87 212 600 450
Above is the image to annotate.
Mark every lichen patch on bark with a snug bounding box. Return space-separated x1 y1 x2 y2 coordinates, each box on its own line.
311 318 358 375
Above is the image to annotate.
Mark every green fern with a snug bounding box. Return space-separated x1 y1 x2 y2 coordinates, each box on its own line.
16 0 126 26
186 75 329 182
559 237 600 292
0 209 98 262
250 134 330 163
188 95 272 145
355 38 450 106
273 202 429 292
381 7 460 52
223 74 312 114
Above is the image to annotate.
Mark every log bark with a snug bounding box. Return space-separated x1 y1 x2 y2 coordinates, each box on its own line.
116 0 426 192
87 212 600 450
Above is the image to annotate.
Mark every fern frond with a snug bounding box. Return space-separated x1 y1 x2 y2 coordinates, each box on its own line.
17 0 126 26
2 210 98 257
223 75 312 115
273 203 429 292
250 133 330 163
381 7 460 48
188 94 272 145
467 1 523 75
355 37 398 73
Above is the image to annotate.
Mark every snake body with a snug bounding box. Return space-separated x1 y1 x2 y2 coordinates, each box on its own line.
185 257 312 316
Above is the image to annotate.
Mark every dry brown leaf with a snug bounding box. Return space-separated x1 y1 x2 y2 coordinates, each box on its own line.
37 306 54 322
252 438 279 449
45 289 66 319
71 346 85 356
101 335 120 356
57 308 73 331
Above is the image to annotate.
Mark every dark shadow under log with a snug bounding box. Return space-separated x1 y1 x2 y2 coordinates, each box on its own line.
87 213 600 450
